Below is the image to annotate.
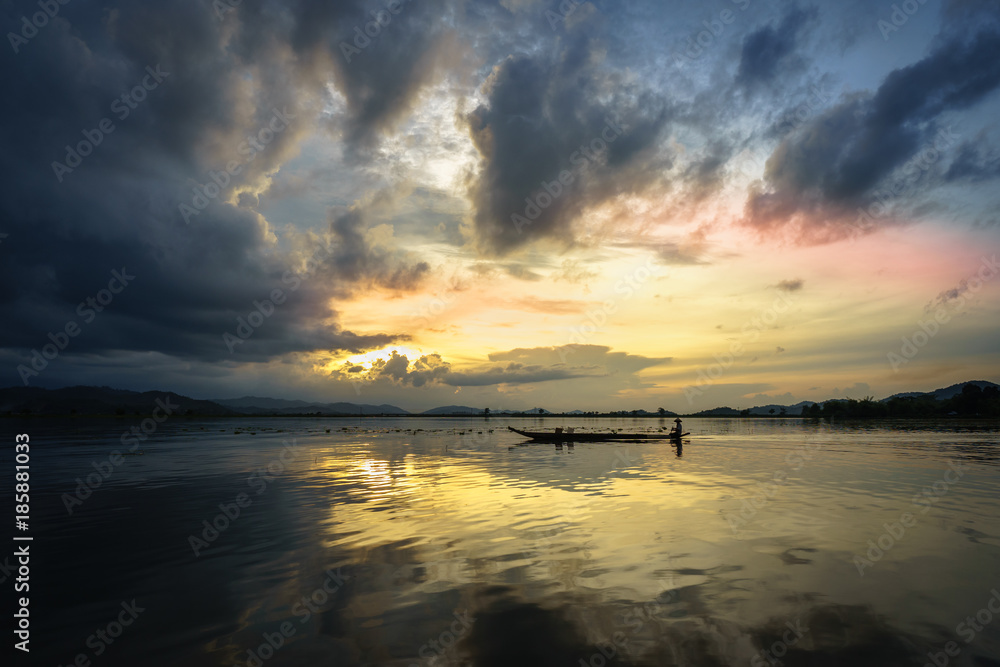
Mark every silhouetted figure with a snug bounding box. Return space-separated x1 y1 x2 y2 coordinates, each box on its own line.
669 417 683 437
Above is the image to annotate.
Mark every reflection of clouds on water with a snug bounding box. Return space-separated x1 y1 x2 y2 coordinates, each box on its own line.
31 422 1000 666
453 589 930 667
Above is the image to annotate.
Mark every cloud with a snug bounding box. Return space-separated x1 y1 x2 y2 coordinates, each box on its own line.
655 242 707 266
736 6 817 89
327 208 431 291
338 350 598 388
463 32 673 255
552 259 598 285
774 279 805 292
831 382 873 398
612 237 713 266
244 0 456 152
509 297 585 314
748 391 797 405
336 345 671 390
742 27 1000 241
490 345 671 375
944 139 1000 183
0 0 447 380
925 279 974 312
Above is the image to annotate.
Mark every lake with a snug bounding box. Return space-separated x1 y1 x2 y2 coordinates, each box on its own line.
10 416 1000 666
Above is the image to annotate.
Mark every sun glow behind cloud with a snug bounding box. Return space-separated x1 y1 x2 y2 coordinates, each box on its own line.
328 346 429 376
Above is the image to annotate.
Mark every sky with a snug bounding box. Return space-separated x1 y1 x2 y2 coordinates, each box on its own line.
1 0 998 413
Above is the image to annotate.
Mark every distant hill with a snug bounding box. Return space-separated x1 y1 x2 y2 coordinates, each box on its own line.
691 407 741 417
880 392 926 401
4 379 997 419
421 406 561 415
882 380 1000 402
720 382 1000 417
0 386 235 416
421 405 484 415
212 396 315 410
747 401 817 416
213 397 410 415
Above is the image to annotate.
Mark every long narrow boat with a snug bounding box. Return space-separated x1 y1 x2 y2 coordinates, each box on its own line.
507 426 689 443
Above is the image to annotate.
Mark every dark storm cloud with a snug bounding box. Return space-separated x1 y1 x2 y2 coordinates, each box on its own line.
736 5 817 88
277 0 454 152
0 0 443 384
328 206 431 290
463 27 672 255
743 27 1000 240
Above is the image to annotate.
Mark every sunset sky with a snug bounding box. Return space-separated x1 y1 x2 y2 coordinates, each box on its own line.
1 0 998 412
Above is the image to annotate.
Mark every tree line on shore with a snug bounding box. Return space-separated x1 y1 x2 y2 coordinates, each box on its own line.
789 384 1000 419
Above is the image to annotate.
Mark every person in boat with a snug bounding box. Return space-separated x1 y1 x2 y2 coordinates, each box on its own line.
669 417 683 437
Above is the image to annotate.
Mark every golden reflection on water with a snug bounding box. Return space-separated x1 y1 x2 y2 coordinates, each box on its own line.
30 419 1000 666
280 426 1000 649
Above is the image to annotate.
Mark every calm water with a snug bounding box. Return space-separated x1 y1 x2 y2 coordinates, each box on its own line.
8 417 1000 666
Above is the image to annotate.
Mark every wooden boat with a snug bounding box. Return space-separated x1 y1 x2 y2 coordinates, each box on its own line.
508 426 689 443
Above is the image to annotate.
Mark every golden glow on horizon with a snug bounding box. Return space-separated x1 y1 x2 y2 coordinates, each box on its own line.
304 219 999 410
